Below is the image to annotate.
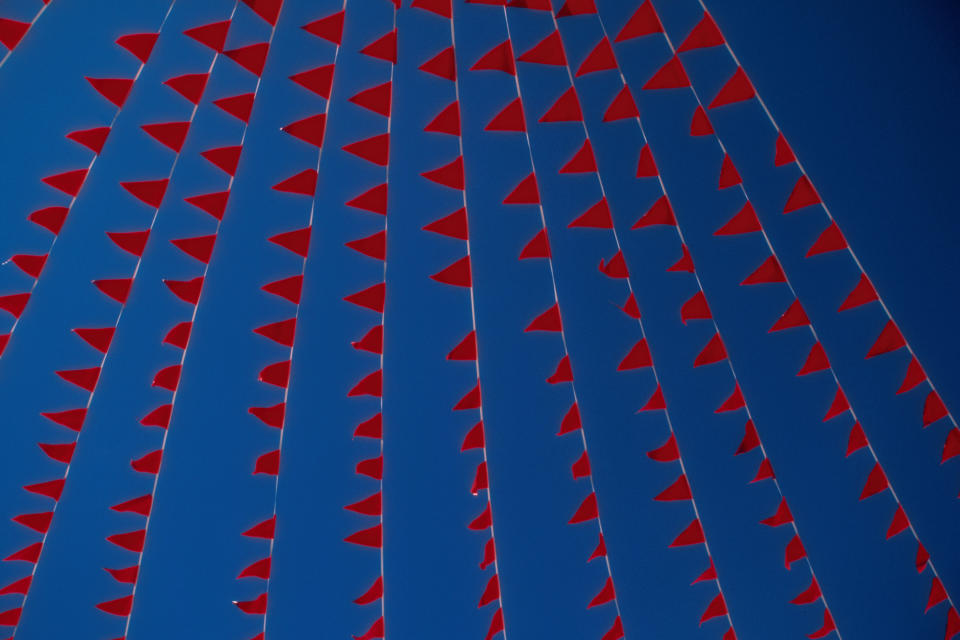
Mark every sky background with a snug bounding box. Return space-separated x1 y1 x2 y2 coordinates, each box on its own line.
0 0 958 639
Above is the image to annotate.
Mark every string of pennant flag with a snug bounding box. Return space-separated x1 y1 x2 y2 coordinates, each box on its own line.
0 1 955 639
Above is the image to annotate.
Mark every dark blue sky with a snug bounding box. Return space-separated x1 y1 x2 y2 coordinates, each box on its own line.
0 1 957 639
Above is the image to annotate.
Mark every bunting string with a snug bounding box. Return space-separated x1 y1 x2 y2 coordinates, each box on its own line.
0 0 53 71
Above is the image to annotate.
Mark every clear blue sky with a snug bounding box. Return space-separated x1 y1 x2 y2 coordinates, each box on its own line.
0 1 957 639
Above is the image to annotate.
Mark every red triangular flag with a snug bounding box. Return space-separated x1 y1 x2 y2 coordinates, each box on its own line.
504 173 540 205
677 12 724 52
643 56 690 90
838 274 878 311
241 0 282 26
603 86 640 121
213 92 254 121
561 139 596 173
121 178 169 208
273 169 318 197
615 1 663 42
290 64 335 98
518 30 566 66
165 73 210 104
576 37 615 76
770 299 809 332
485 98 525 132
360 29 397 63
430 255 471 287
422 156 465 190
116 33 158 63
783 176 820 213
200 145 242 176
718 154 742 189
540 86 583 122
423 208 468 239
420 46 456 81
184 191 230 219
347 183 388 214
171 234 216 263
224 42 270 76
569 197 613 229
709 67 755 108
184 20 231 52
775 132 796 166
303 10 345 45
86 77 134 107
865 321 905 358
425 100 461 135
471 40 515 75
66 127 111 154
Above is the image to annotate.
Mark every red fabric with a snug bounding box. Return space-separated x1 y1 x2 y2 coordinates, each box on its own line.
172 234 217 263
250 403 286 429
547 355 573 384
571 451 591 480
0 18 30 50
111 494 152 516
86 77 134 107
480 537 496 569
107 529 146 552
164 276 204 304
96 595 133 616
238 557 271 580
471 40 515 75
11 253 47 278
224 42 270 76
140 404 172 429
131 449 163 474
681 291 711 324
0 293 30 318
677 12 724 52
558 402 582 435
798 342 830 376
184 20 231 52
655 474 691 501
141 121 190 152
865 321 905 358
41 408 87 431
345 184 388 215
598 250 629 278
38 442 76 464
917 543 930 572
243 516 276 539
201 145 242 176
290 64 335 99
947 608 960 640
784 534 807 569
618 339 652 370
107 230 150 256
783 176 820 213
454 383 481 410
448 331 477 361
348 370 382 397
152 364 182 391
569 492 598 524
424 207 468 239
775 132 796 166
121 179 169 208
356 456 384 480
690 106 714 136
923 391 949 427
716 384 745 413
735 420 760 455
42 169 88 196
73 327 115 353
0 576 32 596
896 357 926 394
823 387 850 421
886 505 909 539
56 367 101 392
471 461 488 494
213 92 254 121
692 560 716 584
486 98 525 132
615 1 663 41
166 73 210 104
643 56 690 90
263 275 303 303
485 608 504 640
353 576 383 605
430 255 472 287
353 616 385 640
253 450 280 475
589 533 607 561
184 191 230 219
603 86 640 121
791 576 821 605
846 422 868 457
302 10 345 45
557 0 597 17
770 299 810 332
540 87 583 123
412 0 451 17
942 428 960 464
576 37 615 76
709 68 755 108
621 292 641 319
569 197 613 228
469 503 493 530
425 100 461 135
345 492 382 516
927 578 948 613
23 479 64 501
29 206 69 235
518 30 566 66
838 274 878 312
355 413 382 439
760 498 793 526
67 126 111 154
259 360 292 388
349 81 393 117
601 616 625 640
632 195 675 228
647 433 679 462
638 385 666 411
422 156 465 190
241 0 282 25
462 421 485 451
283 114 326 148
360 29 397 63
347 231 386 261
519 228 551 259
741 255 785 285
808 609 836 639
5 543 42 563
234 593 268 615
669 519 705 547
269 227 311 257
636 144 658 177
478 574 500 607
525 304 562 333
700 593 727 625
751 458 775 483
588 577 616 608
694 333 727 367
501 174 540 206
806 222 847 257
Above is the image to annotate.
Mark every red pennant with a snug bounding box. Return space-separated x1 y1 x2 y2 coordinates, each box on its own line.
839 274 878 311
5 542 42 563
783 176 820 213
121 178 169 208
263 275 303 304
348 370 382 397
681 291 711 324
344 133 390 166
116 32 158 63
576 37 615 76
345 491 382 516
185 191 230 220
0 18 30 50
897 357 926 394
486 98 526 132
241 0 282 26
621 292 641 318
238 557 271 580
760 498 793 526
647 433 679 462
184 20 231 52
107 529 146 552
29 206 69 234
353 615 385 640
670 519 705 547
798 342 829 376
547 355 573 384
412 0 451 17
250 403 286 429
353 576 384 604
741 255 785 285
42 169 88 196
587 534 607 562
770 299 809 332
700 593 727 625
718 154 742 189
243 516 276 539
859 463 888 500
471 40 515 75
361 29 397 63
791 576 822 605
23 479 65 501
694 333 727 367
11 253 47 278
347 183 388 214
886 505 909 539
344 283 386 313
96 595 133 616
504 173 540 204
462 421 485 451
86 77 134 107
171 233 217 264
735 420 760 455
0 576 32 596
599 250 629 278
66 126 110 154
131 449 163 474
926 578 947 613
485 608 504 640
519 228 551 259
447 331 477 361
823 387 849 421
601 616 625 640
165 73 209 104
693 560 717 584
430 256 471 287
805 222 847 257
273 169 318 197
690 106 714 135
947 608 960 640
200 145 242 176
677 12 724 52
469 503 493 530
152 364 181 391
93 278 132 303
632 195 675 228
269 227 311 257
423 208 468 239
540 86 583 123
422 156 465 190
561 139 596 173
107 230 149 256
283 113 326 147
478 573 500 607
569 197 613 228
518 30 566 66
56 367 101 392
655 474 691 501
420 46 456 81
290 64 335 99
425 100 461 135
588 577 616 608
350 81 393 117
140 404 172 429
639 385 666 411
603 86 640 121
41 408 87 431
303 10 345 45
618 339 652 370
615 1 663 40
775 132 796 166
643 56 690 90
942 429 960 464
558 402 582 435
254 318 296 346
354 413 382 439
846 422 868 457
865 321 905 358
111 494 152 516
234 593 268 615
917 543 930 573
923 391 948 427
785 534 806 569
224 42 270 76
347 230 387 261
571 451 591 479
569 492 598 524
260 361 292 388
716 384 745 413
164 277 204 304
455 383 482 411
709 67 755 108
213 92 254 122
808 610 836 639
525 303 562 332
